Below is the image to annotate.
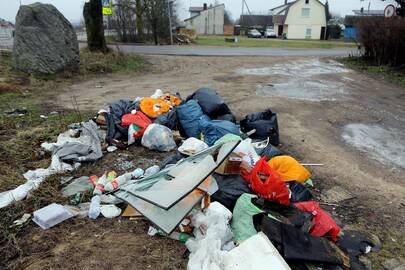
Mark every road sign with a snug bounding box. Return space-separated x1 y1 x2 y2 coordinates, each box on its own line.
384 4 396 17
102 0 112 15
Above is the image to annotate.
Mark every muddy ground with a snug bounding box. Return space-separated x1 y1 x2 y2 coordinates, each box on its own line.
7 55 405 269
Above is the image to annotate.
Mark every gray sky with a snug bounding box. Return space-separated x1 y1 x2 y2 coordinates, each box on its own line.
0 0 395 24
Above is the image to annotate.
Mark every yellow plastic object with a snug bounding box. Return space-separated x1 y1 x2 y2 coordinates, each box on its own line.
268 156 311 183
140 97 171 118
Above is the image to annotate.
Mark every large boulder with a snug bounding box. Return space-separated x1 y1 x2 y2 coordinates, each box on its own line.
13 3 79 74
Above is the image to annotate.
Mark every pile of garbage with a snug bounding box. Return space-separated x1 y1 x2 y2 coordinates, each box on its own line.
1 87 378 270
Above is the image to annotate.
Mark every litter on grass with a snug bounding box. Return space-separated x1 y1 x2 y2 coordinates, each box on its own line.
4 87 377 270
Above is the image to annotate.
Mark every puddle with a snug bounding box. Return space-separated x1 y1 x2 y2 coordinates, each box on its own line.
342 123 405 168
257 80 345 101
236 59 349 77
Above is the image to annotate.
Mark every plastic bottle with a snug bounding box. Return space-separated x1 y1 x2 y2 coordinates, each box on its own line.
104 173 132 192
88 195 101 219
93 173 107 195
144 165 160 177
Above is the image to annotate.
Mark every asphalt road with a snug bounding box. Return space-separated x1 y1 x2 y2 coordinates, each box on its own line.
114 44 357 57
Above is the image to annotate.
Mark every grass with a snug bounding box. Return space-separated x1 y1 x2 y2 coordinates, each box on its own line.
0 49 146 263
341 57 405 88
194 35 357 49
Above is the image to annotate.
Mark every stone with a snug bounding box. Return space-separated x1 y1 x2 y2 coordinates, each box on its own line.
13 3 79 74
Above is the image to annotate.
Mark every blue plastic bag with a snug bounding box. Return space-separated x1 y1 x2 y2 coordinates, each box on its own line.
199 118 240 146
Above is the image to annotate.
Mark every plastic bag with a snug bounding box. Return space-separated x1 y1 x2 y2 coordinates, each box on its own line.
187 88 233 120
178 137 208 156
177 100 206 139
186 202 234 270
141 124 176 152
294 201 341 241
240 109 280 146
268 155 311 183
100 204 122 218
247 157 290 206
233 138 260 168
199 118 240 146
231 194 263 243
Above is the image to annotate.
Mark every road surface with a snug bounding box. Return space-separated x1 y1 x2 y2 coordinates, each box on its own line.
113 44 357 57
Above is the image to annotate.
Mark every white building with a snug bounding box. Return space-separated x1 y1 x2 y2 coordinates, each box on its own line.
185 4 225 35
271 0 327 40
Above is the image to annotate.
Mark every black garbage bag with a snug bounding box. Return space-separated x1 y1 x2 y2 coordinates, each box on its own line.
289 182 313 203
211 173 253 211
240 109 280 146
187 87 235 121
154 109 178 130
216 113 236 123
253 213 349 268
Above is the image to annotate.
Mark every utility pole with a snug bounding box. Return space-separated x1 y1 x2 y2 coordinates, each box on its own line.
167 0 173 45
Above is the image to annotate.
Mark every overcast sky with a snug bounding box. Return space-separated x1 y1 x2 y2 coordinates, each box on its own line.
0 0 395 24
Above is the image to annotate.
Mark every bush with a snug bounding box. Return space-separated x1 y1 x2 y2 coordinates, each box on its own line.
357 17 405 66
327 25 341 39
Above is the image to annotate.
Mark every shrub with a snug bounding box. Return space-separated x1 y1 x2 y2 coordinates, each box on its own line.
357 17 405 66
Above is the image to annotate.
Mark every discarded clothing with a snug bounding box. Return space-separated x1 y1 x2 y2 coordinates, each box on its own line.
105 99 138 141
199 118 240 146
294 201 341 242
176 100 206 138
231 194 263 244
140 97 171 118
211 174 253 211
268 155 311 183
187 87 233 120
253 213 349 268
289 182 313 203
240 109 280 146
141 124 177 152
243 156 290 206
154 109 178 130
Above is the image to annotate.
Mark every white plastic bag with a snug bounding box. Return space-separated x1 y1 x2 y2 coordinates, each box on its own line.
186 202 234 270
178 138 209 156
141 124 176 152
100 204 122 218
233 138 260 167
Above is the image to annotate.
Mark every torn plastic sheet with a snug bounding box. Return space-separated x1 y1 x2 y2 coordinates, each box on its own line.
0 155 77 209
118 141 240 210
115 176 218 234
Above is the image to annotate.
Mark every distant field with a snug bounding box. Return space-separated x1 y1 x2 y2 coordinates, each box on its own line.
194 35 357 49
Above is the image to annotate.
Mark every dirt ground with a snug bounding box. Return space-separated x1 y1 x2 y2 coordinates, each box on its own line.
8 55 405 269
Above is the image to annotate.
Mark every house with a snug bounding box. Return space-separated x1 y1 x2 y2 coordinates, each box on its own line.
343 10 384 40
270 0 327 40
184 3 225 35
